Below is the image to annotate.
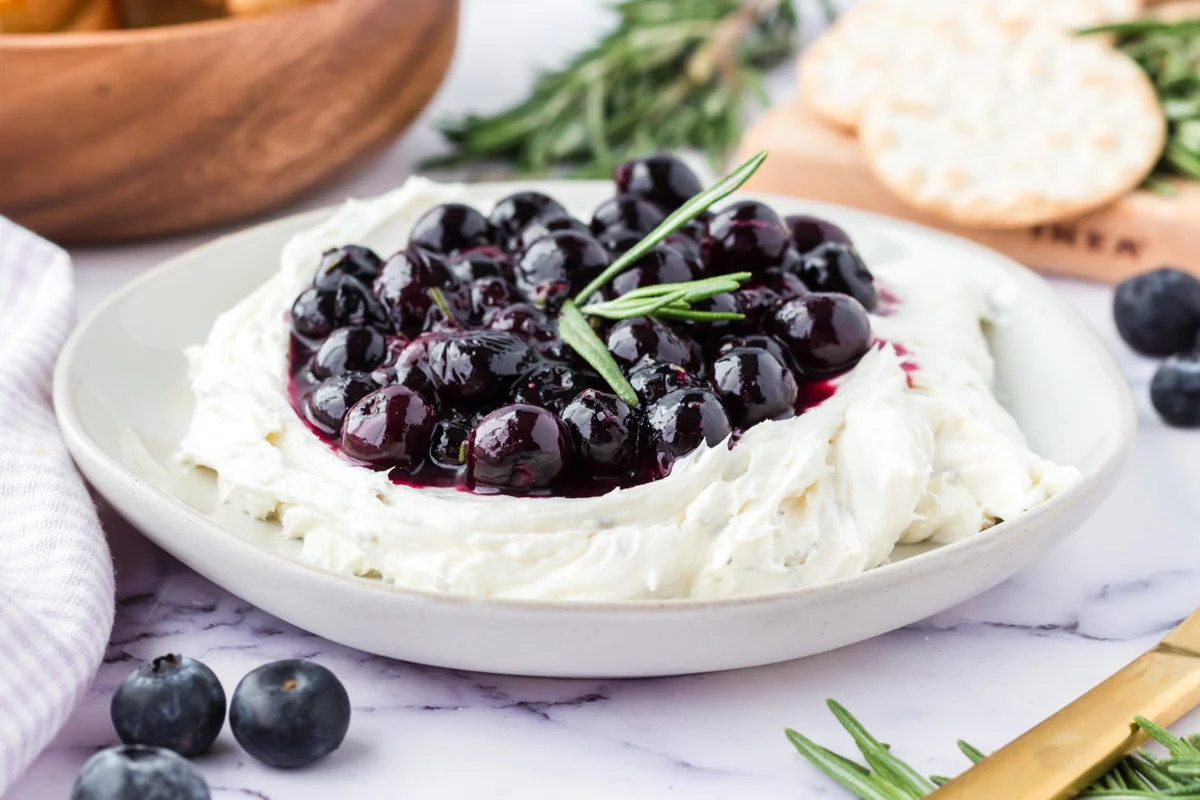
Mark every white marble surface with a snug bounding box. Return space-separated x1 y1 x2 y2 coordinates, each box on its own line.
11 1 1200 797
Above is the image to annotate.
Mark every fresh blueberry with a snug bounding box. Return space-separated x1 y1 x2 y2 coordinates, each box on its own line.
373 247 460 337
409 203 494 255
770 293 872 377
229 659 351 769
712 347 798 427
514 230 610 311
312 245 384 290
784 214 852 255
489 192 567 250
311 326 388 380
1150 352 1200 428
110 655 226 758
341 385 437 471
467 404 574 494
561 389 642 477
1114 268 1200 356
614 154 703 212
798 243 878 311
72 746 210 800
628 362 706 404
302 373 378 437
645 388 732 476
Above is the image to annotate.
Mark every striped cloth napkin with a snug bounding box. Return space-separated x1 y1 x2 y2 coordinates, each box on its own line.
0 217 115 792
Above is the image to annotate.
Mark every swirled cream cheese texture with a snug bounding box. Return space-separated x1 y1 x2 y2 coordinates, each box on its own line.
180 178 1081 600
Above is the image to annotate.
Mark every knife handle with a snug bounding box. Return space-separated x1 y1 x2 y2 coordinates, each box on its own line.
930 608 1200 800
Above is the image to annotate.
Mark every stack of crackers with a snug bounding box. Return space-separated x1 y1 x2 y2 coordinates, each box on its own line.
740 0 1200 283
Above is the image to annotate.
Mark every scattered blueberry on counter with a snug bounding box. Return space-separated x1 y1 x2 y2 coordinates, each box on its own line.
285 154 880 497
230 660 352 769
110 654 226 757
1113 267 1200 428
71 745 210 800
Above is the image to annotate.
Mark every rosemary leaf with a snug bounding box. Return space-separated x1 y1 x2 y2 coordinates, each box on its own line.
557 300 639 407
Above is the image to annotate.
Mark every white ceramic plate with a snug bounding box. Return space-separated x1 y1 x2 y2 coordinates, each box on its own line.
55 181 1135 678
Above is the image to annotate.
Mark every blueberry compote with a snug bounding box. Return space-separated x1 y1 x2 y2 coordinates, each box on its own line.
285 156 887 497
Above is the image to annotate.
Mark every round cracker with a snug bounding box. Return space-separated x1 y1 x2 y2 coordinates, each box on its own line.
798 0 1141 131
859 32 1165 230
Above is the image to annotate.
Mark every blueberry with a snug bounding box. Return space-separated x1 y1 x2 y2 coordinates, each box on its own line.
426 331 539 405
484 303 558 343
110 655 226 758
311 326 388 380
712 347 798 427
467 404 574 493
716 334 795 373
614 154 703 212
72 746 210 800
606 317 704 375
628 362 706 404
229 659 351 769
1114 268 1200 356
490 191 568 250
1150 352 1200 428
610 244 702 297
373 247 460 337
645 388 732 476
469 276 518 317
514 230 609 311
409 203 494 255
701 200 789 277
302 373 378 437
429 417 473 469
514 215 593 253
561 389 643 477
784 214 852 255
770 293 872 377
447 247 514 284
341 385 437 471
291 276 391 341
313 245 384 290
510 362 595 413
590 195 666 242
798 243 878 311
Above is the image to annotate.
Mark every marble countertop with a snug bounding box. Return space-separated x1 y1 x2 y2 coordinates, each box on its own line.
11 1 1200 797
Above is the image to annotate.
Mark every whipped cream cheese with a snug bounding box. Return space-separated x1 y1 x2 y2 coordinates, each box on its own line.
180 178 1081 600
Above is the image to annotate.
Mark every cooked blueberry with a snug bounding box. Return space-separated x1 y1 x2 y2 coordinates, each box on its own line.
510 363 594 413
594 225 647 253
72 746 209 800
229 660 351 769
303 373 378 436
291 275 391 341
713 348 798 427
785 214 853 255
717 334 794 372
373 247 460 337
1150 352 1200 428
485 302 558 343
702 201 789 277
610 244 702 297
606 317 704 375
1113 268 1200 356
374 333 443 402
429 417 472 469
514 230 609 311
645 388 731 476
409 203 494 255
770 293 872 377
798 242 878 311
590 195 666 241
426 331 539 404
515 214 593 253
341 385 436 470
734 286 782 330
467 405 573 493
490 191 568 250
628 362 706 404
561 389 642 477
110 655 225 758
614 154 703 212
682 292 742 335
447 247 514 283
469 276 517 317
759 268 808 299
664 230 703 260
313 245 384 290
311 326 388 380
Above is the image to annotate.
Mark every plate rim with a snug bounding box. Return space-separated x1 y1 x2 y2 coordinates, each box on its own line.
53 182 1139 614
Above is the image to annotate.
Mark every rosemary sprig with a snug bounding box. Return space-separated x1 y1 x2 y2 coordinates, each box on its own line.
1081 19 1200 187
788 701 1200 799
553 151 767 405
429 0 829 176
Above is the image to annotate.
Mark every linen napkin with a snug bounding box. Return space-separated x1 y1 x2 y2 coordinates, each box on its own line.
0 217 115 792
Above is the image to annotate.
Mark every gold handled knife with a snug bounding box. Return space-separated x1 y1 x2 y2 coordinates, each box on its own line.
930 607 1200 800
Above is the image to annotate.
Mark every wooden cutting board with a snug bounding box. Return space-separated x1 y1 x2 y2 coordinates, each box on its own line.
738 102 1200 284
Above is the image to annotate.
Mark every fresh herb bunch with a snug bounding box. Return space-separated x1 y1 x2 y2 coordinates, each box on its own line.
431 0 827 177
1084 19 1200 191
790 700 1200 799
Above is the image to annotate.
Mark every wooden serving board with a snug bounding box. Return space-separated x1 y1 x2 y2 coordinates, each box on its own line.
738 102 1200 284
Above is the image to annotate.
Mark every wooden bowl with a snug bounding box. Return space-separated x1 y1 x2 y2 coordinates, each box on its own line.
0 0 459 243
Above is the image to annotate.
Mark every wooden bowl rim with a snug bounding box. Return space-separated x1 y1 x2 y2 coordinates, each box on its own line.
0 0 388 49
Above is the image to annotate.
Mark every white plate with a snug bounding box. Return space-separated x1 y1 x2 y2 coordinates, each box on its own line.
54 181 1135 678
